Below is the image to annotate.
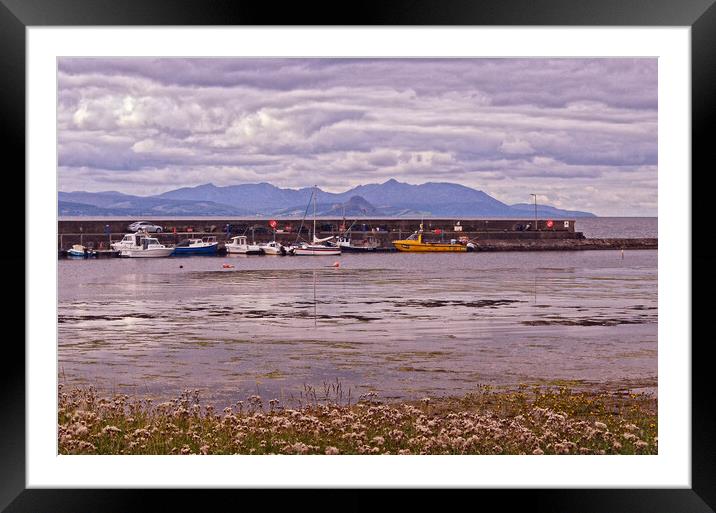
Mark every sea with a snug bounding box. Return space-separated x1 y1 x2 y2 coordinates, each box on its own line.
57 218 657 406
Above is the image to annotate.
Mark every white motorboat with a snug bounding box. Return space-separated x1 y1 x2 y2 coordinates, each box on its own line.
119 236 174 258
258 240 286 255
225 235 263 255
111 232 144 251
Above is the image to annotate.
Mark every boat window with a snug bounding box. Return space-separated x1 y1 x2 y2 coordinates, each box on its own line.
407 233 419 241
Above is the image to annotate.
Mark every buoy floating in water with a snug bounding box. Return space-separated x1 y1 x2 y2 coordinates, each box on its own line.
222 264 234 269
330 261 340 268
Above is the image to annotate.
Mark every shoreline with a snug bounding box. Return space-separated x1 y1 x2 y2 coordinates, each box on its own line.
59 384 657 455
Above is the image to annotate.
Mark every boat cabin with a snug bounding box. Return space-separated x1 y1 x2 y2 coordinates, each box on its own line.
175 238 202 247
141 237 163 249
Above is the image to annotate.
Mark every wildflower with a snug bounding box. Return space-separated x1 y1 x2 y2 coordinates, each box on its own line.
532 448 544 455
73 424 89 437
200 444 210 455
101 425 122 436
371 436 385 446
594 421 607 430
77 441 97 452
325 446 340 455
180 445 191 455
290 442 309 455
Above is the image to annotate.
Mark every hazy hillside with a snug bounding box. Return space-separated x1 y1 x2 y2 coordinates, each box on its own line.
59 179 596 218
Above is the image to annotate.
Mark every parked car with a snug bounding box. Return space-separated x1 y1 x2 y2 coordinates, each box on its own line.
128 221 164 233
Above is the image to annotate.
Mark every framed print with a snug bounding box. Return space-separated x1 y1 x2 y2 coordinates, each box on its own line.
4 0 714 511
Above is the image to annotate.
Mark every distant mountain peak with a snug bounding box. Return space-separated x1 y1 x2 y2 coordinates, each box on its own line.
60 180 596 218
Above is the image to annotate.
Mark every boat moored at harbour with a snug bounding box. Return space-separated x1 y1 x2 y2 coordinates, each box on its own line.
172 236 219 255
392 225 476 253
111 233 144 252
287 186 342 256
330 235 378 252
67 244 97 258
289 241 342 256
226 235 263 255
119 236 174 258
258 240 287 255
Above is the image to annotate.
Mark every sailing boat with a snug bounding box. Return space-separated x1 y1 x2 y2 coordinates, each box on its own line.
289 187 341 256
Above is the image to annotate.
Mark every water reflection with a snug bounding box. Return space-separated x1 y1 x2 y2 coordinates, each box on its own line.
58 251 658 405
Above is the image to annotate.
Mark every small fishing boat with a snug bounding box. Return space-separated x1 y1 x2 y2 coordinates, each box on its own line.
67 244 97 258
173 236 219 255
119 236 174 258
226 235 263 255
331 235 378 252
392 225 476 252
258 240 286 255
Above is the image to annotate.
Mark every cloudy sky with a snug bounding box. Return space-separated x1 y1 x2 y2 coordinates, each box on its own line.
58 58 657 216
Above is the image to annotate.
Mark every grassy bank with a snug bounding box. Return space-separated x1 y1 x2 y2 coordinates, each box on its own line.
58 384 657 455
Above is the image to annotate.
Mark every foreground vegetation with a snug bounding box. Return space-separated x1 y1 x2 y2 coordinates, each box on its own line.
58 384 657 455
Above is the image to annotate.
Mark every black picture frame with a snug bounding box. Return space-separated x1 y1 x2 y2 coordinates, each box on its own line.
3 0 713 511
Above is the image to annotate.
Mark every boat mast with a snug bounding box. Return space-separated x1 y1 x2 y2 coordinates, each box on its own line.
313 185 317 244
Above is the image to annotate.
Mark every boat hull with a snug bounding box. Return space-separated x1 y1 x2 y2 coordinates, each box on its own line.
338 244 377 252
120 248 175 258
259 245 286 255
67 249 95 257
172 244 218 255
392 240 468 252
291 246 341 256
226 246 263 255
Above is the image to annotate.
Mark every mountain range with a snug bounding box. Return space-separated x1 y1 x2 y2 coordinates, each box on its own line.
58 179 596 218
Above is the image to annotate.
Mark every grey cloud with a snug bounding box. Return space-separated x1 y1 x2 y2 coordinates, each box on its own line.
57 57 657 215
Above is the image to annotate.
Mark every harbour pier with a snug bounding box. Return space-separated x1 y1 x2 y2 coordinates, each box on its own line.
57 218 657 254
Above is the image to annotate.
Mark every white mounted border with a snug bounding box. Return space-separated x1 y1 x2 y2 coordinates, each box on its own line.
26 26 689 488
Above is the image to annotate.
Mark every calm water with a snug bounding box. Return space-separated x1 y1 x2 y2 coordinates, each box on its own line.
574 217 657 239
58 248 658 406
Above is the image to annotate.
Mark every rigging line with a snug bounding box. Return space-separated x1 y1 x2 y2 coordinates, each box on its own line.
294 188 314 245
340 218 359 236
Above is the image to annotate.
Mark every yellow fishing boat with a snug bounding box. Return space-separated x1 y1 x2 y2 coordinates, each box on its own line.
392 225 476 253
